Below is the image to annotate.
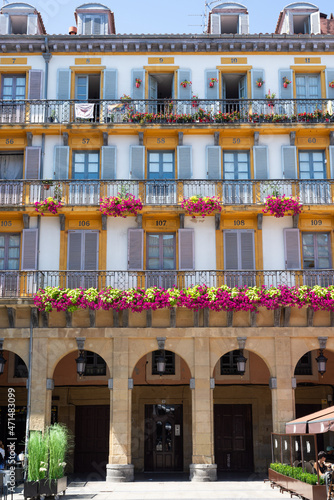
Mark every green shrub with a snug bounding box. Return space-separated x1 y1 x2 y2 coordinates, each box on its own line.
270 462 324 485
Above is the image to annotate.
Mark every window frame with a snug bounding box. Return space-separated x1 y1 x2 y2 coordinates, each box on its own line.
146 232 176 271
302 231 332 270
84 351 107 377
1 74 26 100
152 350 176 376
72 150 100 180
223 150 250 180
0 233 20 270
298 150 326 180
147 150 175 180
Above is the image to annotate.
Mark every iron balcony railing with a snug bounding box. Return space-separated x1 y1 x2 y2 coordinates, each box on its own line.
1 179 334 207
1 269 334 298
0 98 333 125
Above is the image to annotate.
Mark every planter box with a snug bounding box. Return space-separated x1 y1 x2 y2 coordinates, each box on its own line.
39 476 67 496
268 469 326 500
23 481 39 499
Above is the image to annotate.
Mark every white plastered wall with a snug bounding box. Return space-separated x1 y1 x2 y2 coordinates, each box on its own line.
262 216 293 270
184 216 216 270
106 217 138 270
39 217 61 270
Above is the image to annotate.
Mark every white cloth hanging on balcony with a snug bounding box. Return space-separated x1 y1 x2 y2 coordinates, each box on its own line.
75 103 94 119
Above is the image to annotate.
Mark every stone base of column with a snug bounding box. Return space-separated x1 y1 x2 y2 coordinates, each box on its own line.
189 464 217 482
106 464 134 482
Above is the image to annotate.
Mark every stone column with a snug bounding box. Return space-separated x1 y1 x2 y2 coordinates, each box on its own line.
189 338 217 481
106 337 134 482
271 337 295 433
29 337 52 431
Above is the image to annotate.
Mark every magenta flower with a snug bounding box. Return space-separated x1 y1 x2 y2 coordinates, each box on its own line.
181 196 222 218
35 197 63 216
263 195 302 218
99 194 143 218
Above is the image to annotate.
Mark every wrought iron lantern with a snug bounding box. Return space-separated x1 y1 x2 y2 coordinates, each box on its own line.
236 350 247 376
157 350 166 375
316 349 328 376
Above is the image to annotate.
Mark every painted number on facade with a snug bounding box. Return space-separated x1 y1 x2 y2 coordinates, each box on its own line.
308 138 316 143
305 58 311 63
157 138 165 144
233 138 241 144
0 221 12 227
78 221 90 227
311 220 322 226
156 220 167 226
231 58 238 63
234 220 245 226
5 139 14 144
82 138 90 144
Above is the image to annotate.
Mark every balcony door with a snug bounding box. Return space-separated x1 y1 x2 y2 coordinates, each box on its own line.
1 74 26 123
223 151 252 204
223 230 255 287
146 233 176 288
298 150 329 204
296 74 320 113
147 151 175 204
67 231 99 288
148 73 174 113
71 151 100 205
0 234 20 296
75 74 100 121
302 232 332 286
221 73 247 114
0 152 24 205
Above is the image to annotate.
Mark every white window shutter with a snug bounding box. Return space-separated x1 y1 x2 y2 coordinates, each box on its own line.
278 69 293 99
253 146 268 180
251 69 265 99
0 14 9 34
103 69 117 100
224 231 238 270
27 14 38 34
177 146 192 179
68 232 82 270
54 146 69 180
57 69 71 100
131 69 145 100
28 70 43 99
84 232 99 270
177 69 192 99
206 146 221 180
210 13 221 34
325 69 334 99
101 146 116 179
310 12 320 34
284 229 301 270
25 147 41 179
282 146 297 179
77 14 83 35
21 229 38 270
238 14 249 34
130 146 145 180
329 146 334 179
240 231 255 270
178 229 194 270
205 69 219 99
128 229 144 270
92 16 102 35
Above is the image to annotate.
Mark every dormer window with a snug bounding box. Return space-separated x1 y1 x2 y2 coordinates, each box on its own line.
0 3 44 35
75 3 115 35
209 2 249 35
276 3 321 35
83 13 105 35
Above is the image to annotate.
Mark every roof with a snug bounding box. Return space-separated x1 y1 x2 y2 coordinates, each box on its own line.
286 407 334 434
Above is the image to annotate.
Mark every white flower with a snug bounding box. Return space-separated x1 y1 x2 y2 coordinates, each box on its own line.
39 467 47 472
58 462 66 467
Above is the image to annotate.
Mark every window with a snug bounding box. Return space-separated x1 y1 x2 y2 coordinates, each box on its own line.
220 350 242 375
2 75 26 100
0 151 23 179
299 151 326 180
72 151 99 180
148 151 174 179
67 231 99 288
84 351 106 376
302 233 331 269
224 230 255 287
146 233 176 288
293 15 310 34
14 355 28 378
223 151 250 180
295 352 312 376
0 234 20 270
83 14 105 35
152 350 175 375
75 74 100 101
10 15 28 34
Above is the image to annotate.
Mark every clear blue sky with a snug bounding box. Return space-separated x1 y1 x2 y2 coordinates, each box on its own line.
31 0 334 36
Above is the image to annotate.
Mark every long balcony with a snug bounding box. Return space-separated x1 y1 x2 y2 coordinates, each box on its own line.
1 179 333 208
0 98 333 125
1 270 333 298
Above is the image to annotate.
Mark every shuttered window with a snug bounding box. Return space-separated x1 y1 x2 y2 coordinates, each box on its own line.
224 230 255 270
130 145 145 180
25 147 41 179
103 69 117 100
148 151 174 179
2 75 26 100
282 146 297 179
283 229 301 270
128 228 144 270
21 229 38 270
177 69 192 99
177 146 192 179
0 234 20 270
72 151 99 180
178 228 194 270
253 146 268 180
54 146 70 180
101 146 116 179
57 69 71 101
147 234 176 270
206 146 221 180
28 70 43 99
251 69 265 99
302 233 331 270
67 231 98 270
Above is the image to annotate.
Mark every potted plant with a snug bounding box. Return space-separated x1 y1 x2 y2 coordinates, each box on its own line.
181 195 222 218
135 78 142 88
265 89 276 108
39 424 69 497
283 76 292 88
209 77 218 88
262 195 302 218
192 94 199 108
256 77 265 88
120 94 131 103
35 197 63 216
329 80 334 89
48 109 57 123
42 179 53 190
99 192 143 218
180 80 192 89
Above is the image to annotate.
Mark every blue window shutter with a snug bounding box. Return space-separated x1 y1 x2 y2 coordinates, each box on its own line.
205 70 219 99
0 14 9 34
206 146 221 180
282 146 297 179
28 70 43 99
54 146 70 180
251 69 265 99
103 69 117 100
278 69 293 99
325 69 334 99
177 69 192 99
57 69 71 100
224 231 238 270
178 229 194 270
128 229 144 270
131 69 145 100
177 146 192 179
21 229 38 270
329 146 334 179
253 146 268 180
284 229 301 270
101 146 116 180
130 146 145 180
25 147 41 179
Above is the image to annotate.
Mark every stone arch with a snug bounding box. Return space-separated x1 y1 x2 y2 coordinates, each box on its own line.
3 339 29 367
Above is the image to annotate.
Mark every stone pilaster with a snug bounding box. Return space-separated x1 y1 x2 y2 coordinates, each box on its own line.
190 338 217 481
29 337 52 431
106 337 134 482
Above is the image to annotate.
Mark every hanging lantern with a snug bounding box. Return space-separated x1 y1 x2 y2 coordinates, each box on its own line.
76 350 86 377
157 351 166 375
316 349 328 376
236 350 247 376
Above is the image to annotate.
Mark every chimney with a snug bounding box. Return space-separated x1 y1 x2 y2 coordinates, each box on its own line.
69 26 77 35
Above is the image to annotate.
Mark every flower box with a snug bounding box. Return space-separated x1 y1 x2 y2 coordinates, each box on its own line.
263 195 302 218
181 196 222 218
23 481 39 499
268 469 325 500
35 197 63 216
99 194 143 218
39 477 67 497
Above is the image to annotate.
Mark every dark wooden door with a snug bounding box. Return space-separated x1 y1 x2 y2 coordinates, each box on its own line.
214 404 254 472
144 404 183 472
74 405 109 474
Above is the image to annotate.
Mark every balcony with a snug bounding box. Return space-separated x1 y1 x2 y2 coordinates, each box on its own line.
1 270 333 298
0 98 333 125
1 179 333 208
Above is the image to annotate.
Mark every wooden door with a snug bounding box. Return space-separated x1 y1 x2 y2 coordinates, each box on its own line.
214 404 254 472
74 405 109 474
144 404 183 472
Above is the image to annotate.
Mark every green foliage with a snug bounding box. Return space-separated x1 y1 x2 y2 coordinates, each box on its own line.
27 431 48 482
270 462 324 485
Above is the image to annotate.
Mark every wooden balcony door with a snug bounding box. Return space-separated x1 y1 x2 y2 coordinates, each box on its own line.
146 233 176 288
214 404 254 472
144 404 183 472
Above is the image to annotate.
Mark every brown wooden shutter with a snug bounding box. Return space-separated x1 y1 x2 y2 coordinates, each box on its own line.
178 229 194 270
25 147 41 179
84 232 98 270
240 231 255 270
224 231 238 270
284 229 301 270
68 232 82 270
28 70 43 99
128 229 143 270
21 229 38 270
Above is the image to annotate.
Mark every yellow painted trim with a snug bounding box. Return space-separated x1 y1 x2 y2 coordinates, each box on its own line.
143 66 179 72
69 66 106 71
75 57 102 65
0 58 28 65
49 51 334 57
148 57 175 65
100 227 106 269
216 224 222 269
59 229 67 270
221 57 248 65
216 65 252 72
256 228 263 270
294 57 322 65
0 66 31 71
291 65 326 98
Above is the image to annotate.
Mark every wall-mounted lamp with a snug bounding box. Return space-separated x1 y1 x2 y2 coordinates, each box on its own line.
156 337 166 376
316 337 328 377
237 337 247 376
75 337 86 377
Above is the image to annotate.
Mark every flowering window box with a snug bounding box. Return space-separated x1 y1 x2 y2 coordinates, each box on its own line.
181 196 222 218
99 194 143 218
35 197 63 216
262 195 302 218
